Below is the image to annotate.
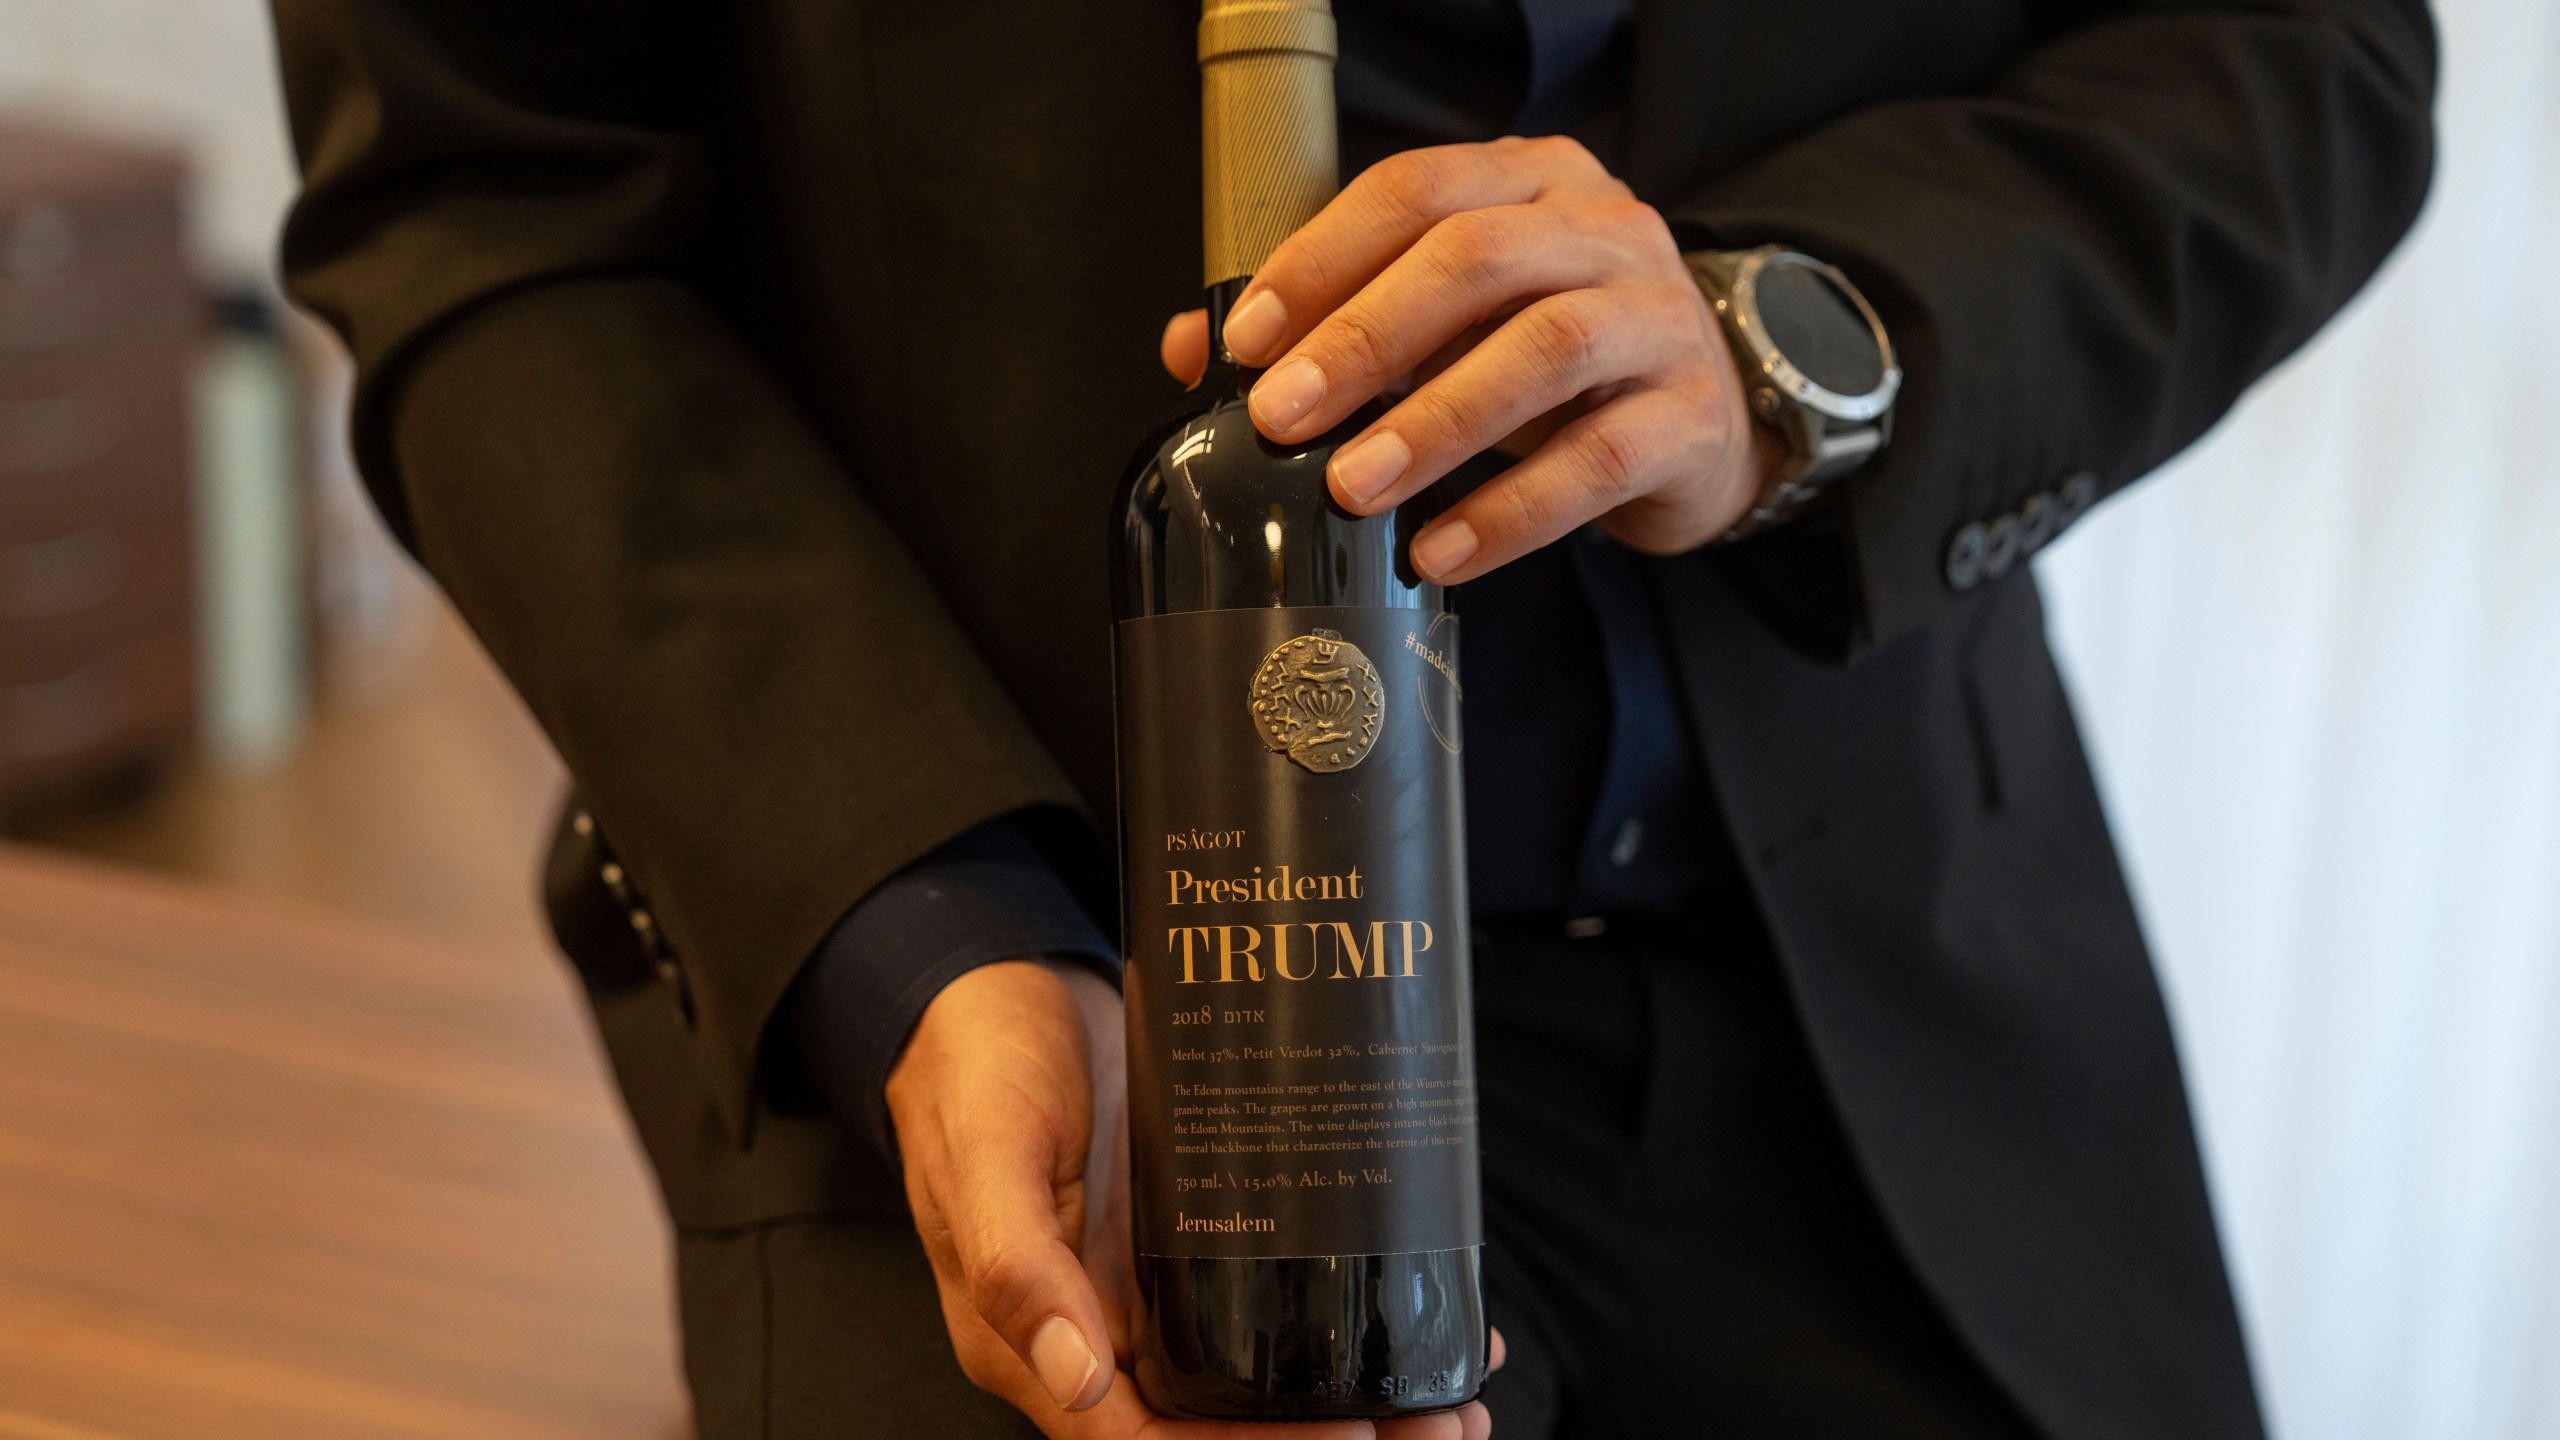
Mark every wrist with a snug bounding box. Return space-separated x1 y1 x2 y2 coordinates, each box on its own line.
1685 245 1899 542
885 957 1117 1123
791 808 1118 1160
886 960 1064 1113
1742 423 1793 520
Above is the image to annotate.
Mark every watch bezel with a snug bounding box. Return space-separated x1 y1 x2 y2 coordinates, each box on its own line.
1724 249 1901 424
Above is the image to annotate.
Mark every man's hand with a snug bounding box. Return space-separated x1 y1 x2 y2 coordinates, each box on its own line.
886 960 1498 1439
1162 135 1780 584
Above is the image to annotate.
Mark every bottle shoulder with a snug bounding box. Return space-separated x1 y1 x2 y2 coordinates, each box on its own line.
1113 382 1446 618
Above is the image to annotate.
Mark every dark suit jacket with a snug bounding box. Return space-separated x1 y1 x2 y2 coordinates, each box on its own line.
271 1 2434 1436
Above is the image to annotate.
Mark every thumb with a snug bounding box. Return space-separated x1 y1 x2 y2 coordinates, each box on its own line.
943 1124 1118 1413
1161 308 1209 387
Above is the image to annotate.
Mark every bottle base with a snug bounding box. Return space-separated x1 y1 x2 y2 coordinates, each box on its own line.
1134 1247 1487 1421
1134 1375 1485 1424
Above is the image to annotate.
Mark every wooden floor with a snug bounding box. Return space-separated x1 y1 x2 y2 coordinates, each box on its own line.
2 601 692 1438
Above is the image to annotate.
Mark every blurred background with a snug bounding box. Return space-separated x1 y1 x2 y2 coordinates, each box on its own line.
0 1 2550 1438
0 7 661 1436
0 2 563 957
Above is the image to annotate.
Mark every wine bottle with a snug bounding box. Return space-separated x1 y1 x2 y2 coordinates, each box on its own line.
1108 0 1487 1420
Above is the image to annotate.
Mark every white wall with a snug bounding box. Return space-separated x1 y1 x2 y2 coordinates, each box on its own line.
7 1 2556 1435
0 0 298 281
2038 1 2560 1434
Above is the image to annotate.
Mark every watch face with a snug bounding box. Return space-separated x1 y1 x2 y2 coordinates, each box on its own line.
1753 257 1890 408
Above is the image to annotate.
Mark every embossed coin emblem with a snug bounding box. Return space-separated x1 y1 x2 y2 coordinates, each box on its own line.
1248 631 1386 773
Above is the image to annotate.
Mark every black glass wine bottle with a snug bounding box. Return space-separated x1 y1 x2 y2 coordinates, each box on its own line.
1107 0 1487 1420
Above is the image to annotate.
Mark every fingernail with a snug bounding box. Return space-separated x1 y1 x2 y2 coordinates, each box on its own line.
1223 288 1287 361
1251 356 1326 435
1029 1316 1102 1410
1411 519 1479 580
1330 432 1411 508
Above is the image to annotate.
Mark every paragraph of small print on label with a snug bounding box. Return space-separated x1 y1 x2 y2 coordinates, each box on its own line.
1116 605 1480 1259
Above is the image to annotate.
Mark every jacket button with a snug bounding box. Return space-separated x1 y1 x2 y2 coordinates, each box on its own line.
1945 522 1989 591
628 910 696 1025
656 957 697 1026
2019 493 2059 554
2059 470 2099 520
599 861 631 904
1982 513 2023 580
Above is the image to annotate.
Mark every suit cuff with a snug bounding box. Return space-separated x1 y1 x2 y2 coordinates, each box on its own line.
787 811 1120 1161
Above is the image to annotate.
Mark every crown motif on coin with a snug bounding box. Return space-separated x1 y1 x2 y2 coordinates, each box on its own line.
1248 632 1385 772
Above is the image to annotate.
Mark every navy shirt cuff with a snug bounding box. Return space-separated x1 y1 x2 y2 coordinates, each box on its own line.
787 812 1120 1161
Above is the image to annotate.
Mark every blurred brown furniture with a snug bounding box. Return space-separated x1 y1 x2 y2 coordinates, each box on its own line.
0 843 690 1439
0 123 200 823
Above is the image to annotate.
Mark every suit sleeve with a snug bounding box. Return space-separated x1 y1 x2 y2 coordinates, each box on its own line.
788 814 1119 1162
1665 0 2438 658
271 0 1091 1139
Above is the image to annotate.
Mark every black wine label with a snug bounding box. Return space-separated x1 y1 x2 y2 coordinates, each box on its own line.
1116 605 1480 1259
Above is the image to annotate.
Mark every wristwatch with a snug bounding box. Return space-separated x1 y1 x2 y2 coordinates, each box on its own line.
1685 246 1900 542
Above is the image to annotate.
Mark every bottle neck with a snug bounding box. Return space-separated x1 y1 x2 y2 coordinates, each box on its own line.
1199 0 1339 288
1203 275 1256 392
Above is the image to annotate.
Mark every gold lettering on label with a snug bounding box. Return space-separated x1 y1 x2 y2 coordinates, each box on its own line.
1329 920 1390 979
1274 923 1316 980
1216 925 1264 983
1397 920 1432 977
1165 864 1362 906
1165 917 1428 983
